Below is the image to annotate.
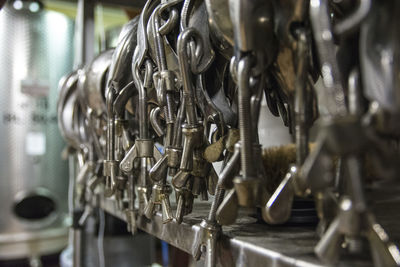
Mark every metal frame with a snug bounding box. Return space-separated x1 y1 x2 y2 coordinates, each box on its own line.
75 0 95 66
71 1 398 267
97 196 373 267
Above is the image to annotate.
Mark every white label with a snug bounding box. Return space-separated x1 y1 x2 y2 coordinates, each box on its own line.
26 132 46 156
20 79 50 97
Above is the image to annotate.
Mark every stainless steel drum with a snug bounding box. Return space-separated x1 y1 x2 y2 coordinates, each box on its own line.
0 2 74 260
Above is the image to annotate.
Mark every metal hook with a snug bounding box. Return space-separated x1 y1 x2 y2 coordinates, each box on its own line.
334 0 371 36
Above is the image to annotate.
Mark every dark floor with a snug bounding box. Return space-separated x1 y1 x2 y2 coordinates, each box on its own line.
0 253 60 267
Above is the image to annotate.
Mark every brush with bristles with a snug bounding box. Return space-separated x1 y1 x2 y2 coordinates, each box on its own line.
262 143 384 196
262 143 318 194
262 144 297 194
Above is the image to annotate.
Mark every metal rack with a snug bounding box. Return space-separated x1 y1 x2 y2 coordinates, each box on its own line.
71 1 399 267
95 196 376 267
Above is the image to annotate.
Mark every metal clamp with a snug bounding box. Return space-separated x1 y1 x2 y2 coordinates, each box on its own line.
120 139 156 173
193 220 221 267
144 184 173 224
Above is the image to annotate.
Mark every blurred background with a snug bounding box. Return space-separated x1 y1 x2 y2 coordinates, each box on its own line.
0 1 194 266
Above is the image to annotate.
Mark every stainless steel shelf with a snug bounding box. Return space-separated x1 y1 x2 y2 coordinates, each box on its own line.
96 196 375 267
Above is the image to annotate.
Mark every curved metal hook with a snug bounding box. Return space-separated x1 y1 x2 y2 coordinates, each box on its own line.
334 0 371 36
178 28 204 74
159 8 180 36
132 59 153 139
157 0 183 35
150 107 165 137
177 28 205 125
113 81 136 118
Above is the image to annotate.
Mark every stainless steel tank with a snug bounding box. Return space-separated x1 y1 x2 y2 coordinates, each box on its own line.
0 1 74 260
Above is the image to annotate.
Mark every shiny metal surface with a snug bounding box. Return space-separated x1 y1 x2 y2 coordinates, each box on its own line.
58 0 400 266
204 0 233 57
309 0 347 116
98 196 385 267
80 49 113 116
360 0 400 113
0 3 73 259
0 227 68 260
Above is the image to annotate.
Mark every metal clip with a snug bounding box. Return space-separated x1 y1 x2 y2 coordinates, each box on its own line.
103 160 118 197
120 139 156 173
175 188 194 224
193 220 221 267
144 184 173 224
172 124 204 188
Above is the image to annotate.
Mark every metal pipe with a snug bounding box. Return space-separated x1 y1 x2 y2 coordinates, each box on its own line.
75 0 94 67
